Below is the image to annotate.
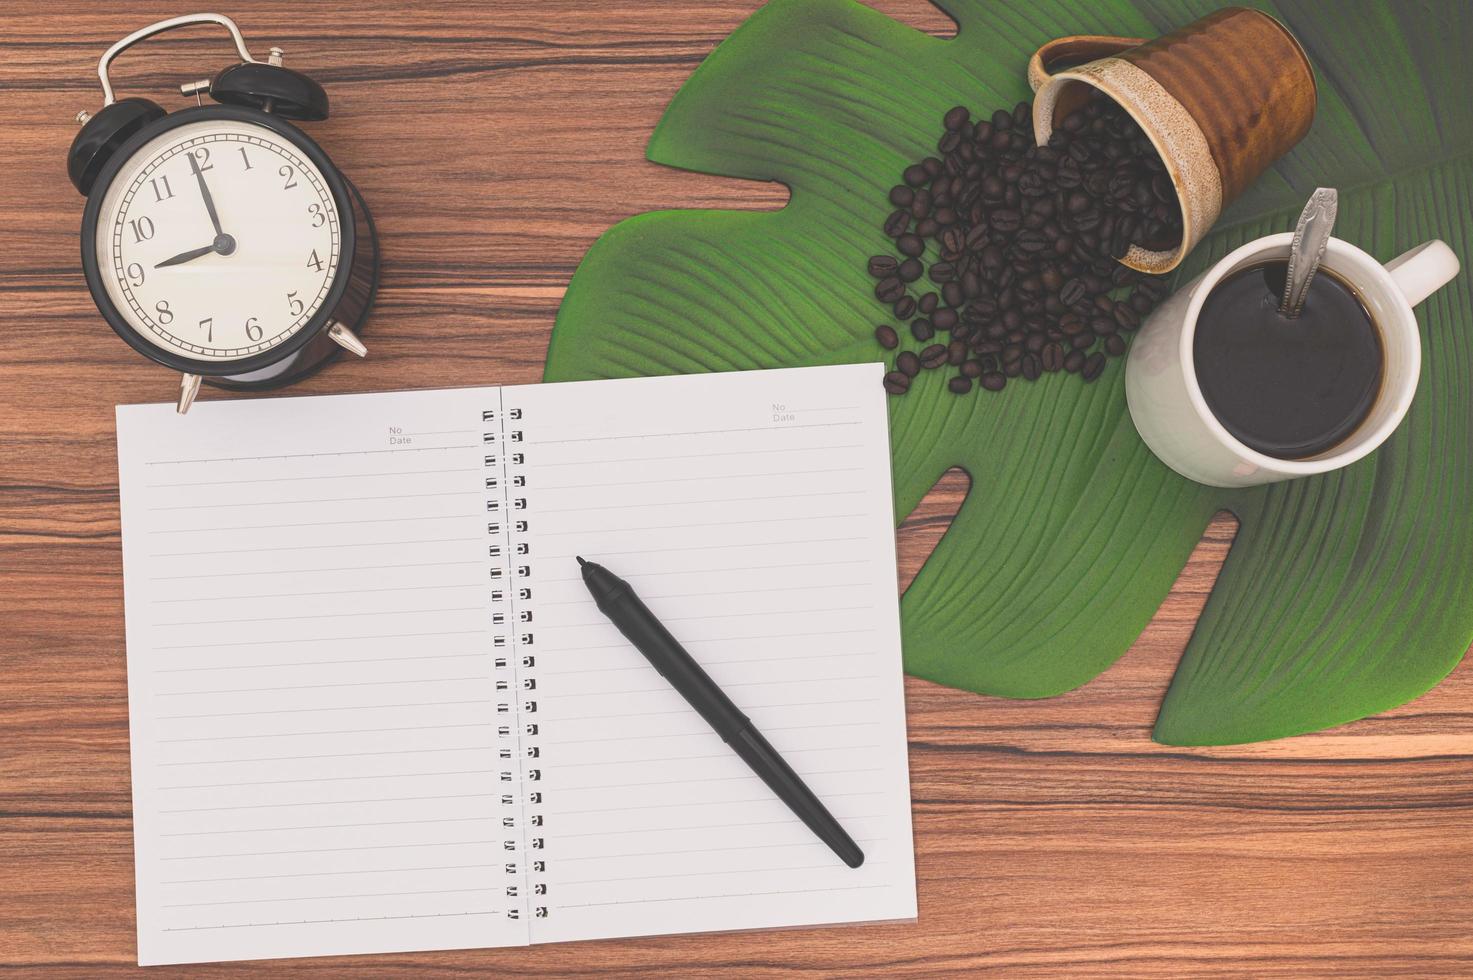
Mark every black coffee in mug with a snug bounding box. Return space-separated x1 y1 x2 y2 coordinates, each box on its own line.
1193 261 1383 460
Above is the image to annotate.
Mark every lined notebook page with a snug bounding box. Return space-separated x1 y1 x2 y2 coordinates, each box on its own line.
502 365 916 943
116 386 525 965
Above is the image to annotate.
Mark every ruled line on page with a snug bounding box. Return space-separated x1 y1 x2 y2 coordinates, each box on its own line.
539 651 876 677
558 884 892 911
541 536 867 562
148 490 479 512
149 513 477 534
553 767 885 794
536 514 867 537
538 466 864 491
547 791 884 819
537 582 868 607
164 864 502 886
538 718 878 747
158 722 494 743
540 558 868 584
156 698 496 721
149 467 479 489
159 792 501 815
154 652 486 674
153 628 488 651
548 745 883 770
559 861 889 888
151 537 473 558
153 584 482 606
552 836 881 864
555 814 884 841
165 886 499 908
531 420 860 445
159 769 498 791
525 442 863 468
161 823 497 843
144 444 477 465
534 490 863 516
154 608 484 629
150 560 482 581
532 696 883 726
157 745 498 767
162 911 501 932
156 675 490 697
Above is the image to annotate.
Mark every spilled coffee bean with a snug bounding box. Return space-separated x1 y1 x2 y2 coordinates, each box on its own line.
873 94 1181 396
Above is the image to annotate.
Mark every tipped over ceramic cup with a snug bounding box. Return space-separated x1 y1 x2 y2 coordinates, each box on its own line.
1029 6 1317 274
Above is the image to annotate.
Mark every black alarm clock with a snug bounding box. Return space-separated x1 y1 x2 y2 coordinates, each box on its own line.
68 13 379 413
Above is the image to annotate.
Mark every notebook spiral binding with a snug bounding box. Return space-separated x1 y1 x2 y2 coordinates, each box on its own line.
483 399 547 922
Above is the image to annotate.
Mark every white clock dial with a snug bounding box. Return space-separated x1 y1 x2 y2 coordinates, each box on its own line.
94 118 342 362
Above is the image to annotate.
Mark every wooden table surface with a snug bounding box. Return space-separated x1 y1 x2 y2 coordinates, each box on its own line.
2 1 1470 975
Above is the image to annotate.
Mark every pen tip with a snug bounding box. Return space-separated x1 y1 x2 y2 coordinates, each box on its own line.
576 555 586 566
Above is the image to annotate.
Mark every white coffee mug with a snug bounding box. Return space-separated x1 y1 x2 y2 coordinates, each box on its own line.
1125 233 1460 487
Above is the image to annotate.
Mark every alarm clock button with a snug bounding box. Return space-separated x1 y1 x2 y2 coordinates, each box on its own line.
327 320 367 357
177 373 202 415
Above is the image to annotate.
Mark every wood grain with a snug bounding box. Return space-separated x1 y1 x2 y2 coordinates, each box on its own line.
1 1 1469 975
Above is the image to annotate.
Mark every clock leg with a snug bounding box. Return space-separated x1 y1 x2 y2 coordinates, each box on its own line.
208 175 379 391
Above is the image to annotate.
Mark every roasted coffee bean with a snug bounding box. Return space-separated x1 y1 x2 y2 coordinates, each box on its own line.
893 295 916 319
944 105 971 131
980 371 1007 391
1081 351 1106 381
897 233 925 258
1021 353 1042 381
897 350 921 377
868 255 899 278
961 358 984 378
884 209 911 237
947 339 967 365
1104 334 1126 356
918 292 939 314
932 307 959 331
920 343 949 369
1113 301 1140 330
1004 359 1023 378
911 318 935 342
948 375 973 394
915 216 940 237
938 131 961 154
942 282 965 307
1001 343 1023 364
889 185 913 207
1059 278 1086 305
1059 314 1084 335
1070 331 1095 350
883 370 911 395
903 163 929 187
1064 349 1085 373
929 261 956 283
991 209 1022 233
898 257 923 282
874 324 899 349
1041 342 1064 371
875 277 905 303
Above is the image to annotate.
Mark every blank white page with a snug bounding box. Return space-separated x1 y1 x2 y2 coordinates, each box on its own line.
116 386 528 965
503 364 917 944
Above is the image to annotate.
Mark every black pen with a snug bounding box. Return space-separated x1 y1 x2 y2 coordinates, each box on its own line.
577 556 864 868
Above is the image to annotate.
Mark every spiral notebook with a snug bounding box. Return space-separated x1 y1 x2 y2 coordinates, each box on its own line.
114 363 916 965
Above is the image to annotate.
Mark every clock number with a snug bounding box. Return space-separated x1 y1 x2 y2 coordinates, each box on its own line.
129 217 155 243
245 316 263 341
192 147 213 171
155 300 174 325
150 175 174 202
238 147 253 170
279 165 298 190
307 249 324 273
199 317 214 342
125 262 145 288
308 203 325 227
287 291 304 317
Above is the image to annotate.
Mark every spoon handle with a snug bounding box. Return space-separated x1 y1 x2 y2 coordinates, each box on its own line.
1280 187 1338 317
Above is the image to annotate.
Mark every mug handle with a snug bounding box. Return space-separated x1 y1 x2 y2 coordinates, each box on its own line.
1386 240 1461 308
1027 35 1146 93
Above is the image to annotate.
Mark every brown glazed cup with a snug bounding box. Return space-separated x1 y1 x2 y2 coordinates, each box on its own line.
1028 6 1316 273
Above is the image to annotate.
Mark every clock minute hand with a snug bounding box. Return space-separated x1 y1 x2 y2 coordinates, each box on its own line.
154 244 217 268
188 152 224 237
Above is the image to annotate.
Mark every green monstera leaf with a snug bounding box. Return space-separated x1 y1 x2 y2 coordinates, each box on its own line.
544 0 1473 744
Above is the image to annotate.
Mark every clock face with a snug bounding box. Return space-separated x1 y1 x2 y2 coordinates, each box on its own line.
93 117 342 363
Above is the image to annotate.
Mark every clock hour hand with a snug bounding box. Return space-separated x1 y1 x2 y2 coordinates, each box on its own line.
188 151 224 237
154 243 216 268
154 232 237 268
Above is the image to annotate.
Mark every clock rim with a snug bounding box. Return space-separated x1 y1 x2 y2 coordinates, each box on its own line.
80 105 357 378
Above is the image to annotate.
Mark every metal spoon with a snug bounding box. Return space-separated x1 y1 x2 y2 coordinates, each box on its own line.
1280 187 1338 318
